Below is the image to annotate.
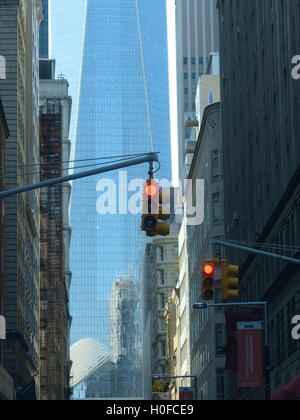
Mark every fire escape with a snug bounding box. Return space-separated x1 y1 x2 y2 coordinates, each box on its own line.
39 100 66 400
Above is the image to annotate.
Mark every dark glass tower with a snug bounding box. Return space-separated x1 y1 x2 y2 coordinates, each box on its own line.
40 0 49 58
51 0 171 398
39 0 55 80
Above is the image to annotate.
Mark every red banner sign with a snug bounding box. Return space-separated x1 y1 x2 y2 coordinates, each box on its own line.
237 322 264 388
225 311 263 370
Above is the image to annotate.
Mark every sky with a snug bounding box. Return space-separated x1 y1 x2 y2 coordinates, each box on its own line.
166 0 179 185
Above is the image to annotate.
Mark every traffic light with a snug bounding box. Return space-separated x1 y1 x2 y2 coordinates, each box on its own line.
141 179 170 237
221 262 239 301
201 262 215 301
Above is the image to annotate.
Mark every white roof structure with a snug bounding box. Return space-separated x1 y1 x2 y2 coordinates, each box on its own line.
70 338 110 388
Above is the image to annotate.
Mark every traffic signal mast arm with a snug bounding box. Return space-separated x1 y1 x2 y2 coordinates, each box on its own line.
212 239 300 265
0 153 159 199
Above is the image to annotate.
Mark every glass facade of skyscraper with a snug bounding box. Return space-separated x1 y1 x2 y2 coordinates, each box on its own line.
40 0 49 58
50 0 171 398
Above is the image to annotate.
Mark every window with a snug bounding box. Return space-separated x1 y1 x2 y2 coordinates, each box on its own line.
184 102 189 111
159 270 165 285
160 341 166 357
215 324 224 352
183 57 188 65
276 310 285 363
212 192 222 225
159 293 165 309
160 317 166 332
184 72 188 80
181 308 187 330
211 149 221 182
208 92 214 104
41 301 48 311
180 341 187 367
191 72 196 80
216 370 225 400
159 247 164 261
184 88 189 95
191 57 196 65
212 236 222 258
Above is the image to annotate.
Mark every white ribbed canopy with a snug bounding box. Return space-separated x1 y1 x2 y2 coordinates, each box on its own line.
70 338 110 388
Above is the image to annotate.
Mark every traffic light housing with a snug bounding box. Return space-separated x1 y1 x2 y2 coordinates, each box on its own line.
141 179 170 237
201 262 215 301
222 262 239 301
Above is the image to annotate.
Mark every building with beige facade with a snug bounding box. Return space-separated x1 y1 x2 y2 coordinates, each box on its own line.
39 79 72 400
142 233 179 399
177 216 192 389
187 102 226 400
164 288 180 400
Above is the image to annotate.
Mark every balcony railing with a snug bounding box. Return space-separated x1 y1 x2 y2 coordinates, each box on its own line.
184 112 199 127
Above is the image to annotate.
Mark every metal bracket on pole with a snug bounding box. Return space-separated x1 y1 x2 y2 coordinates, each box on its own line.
148 160 154 179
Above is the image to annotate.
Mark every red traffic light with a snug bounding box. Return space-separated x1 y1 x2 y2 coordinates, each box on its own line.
145 182 159 198
203 263 215 276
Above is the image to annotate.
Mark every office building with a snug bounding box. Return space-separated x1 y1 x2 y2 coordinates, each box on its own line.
174 3 220 399
0 98 14 401
187 102 226 400
142 234 179 399
142 244 154 400
50 0 171 398
0 0 43 399
177 215 192 388
218 0 300 400
39 79 72 400
175 0 219 183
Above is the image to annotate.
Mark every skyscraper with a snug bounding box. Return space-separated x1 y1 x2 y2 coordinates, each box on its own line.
50 0 171 398
175 0 219 182
218 0 300 400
